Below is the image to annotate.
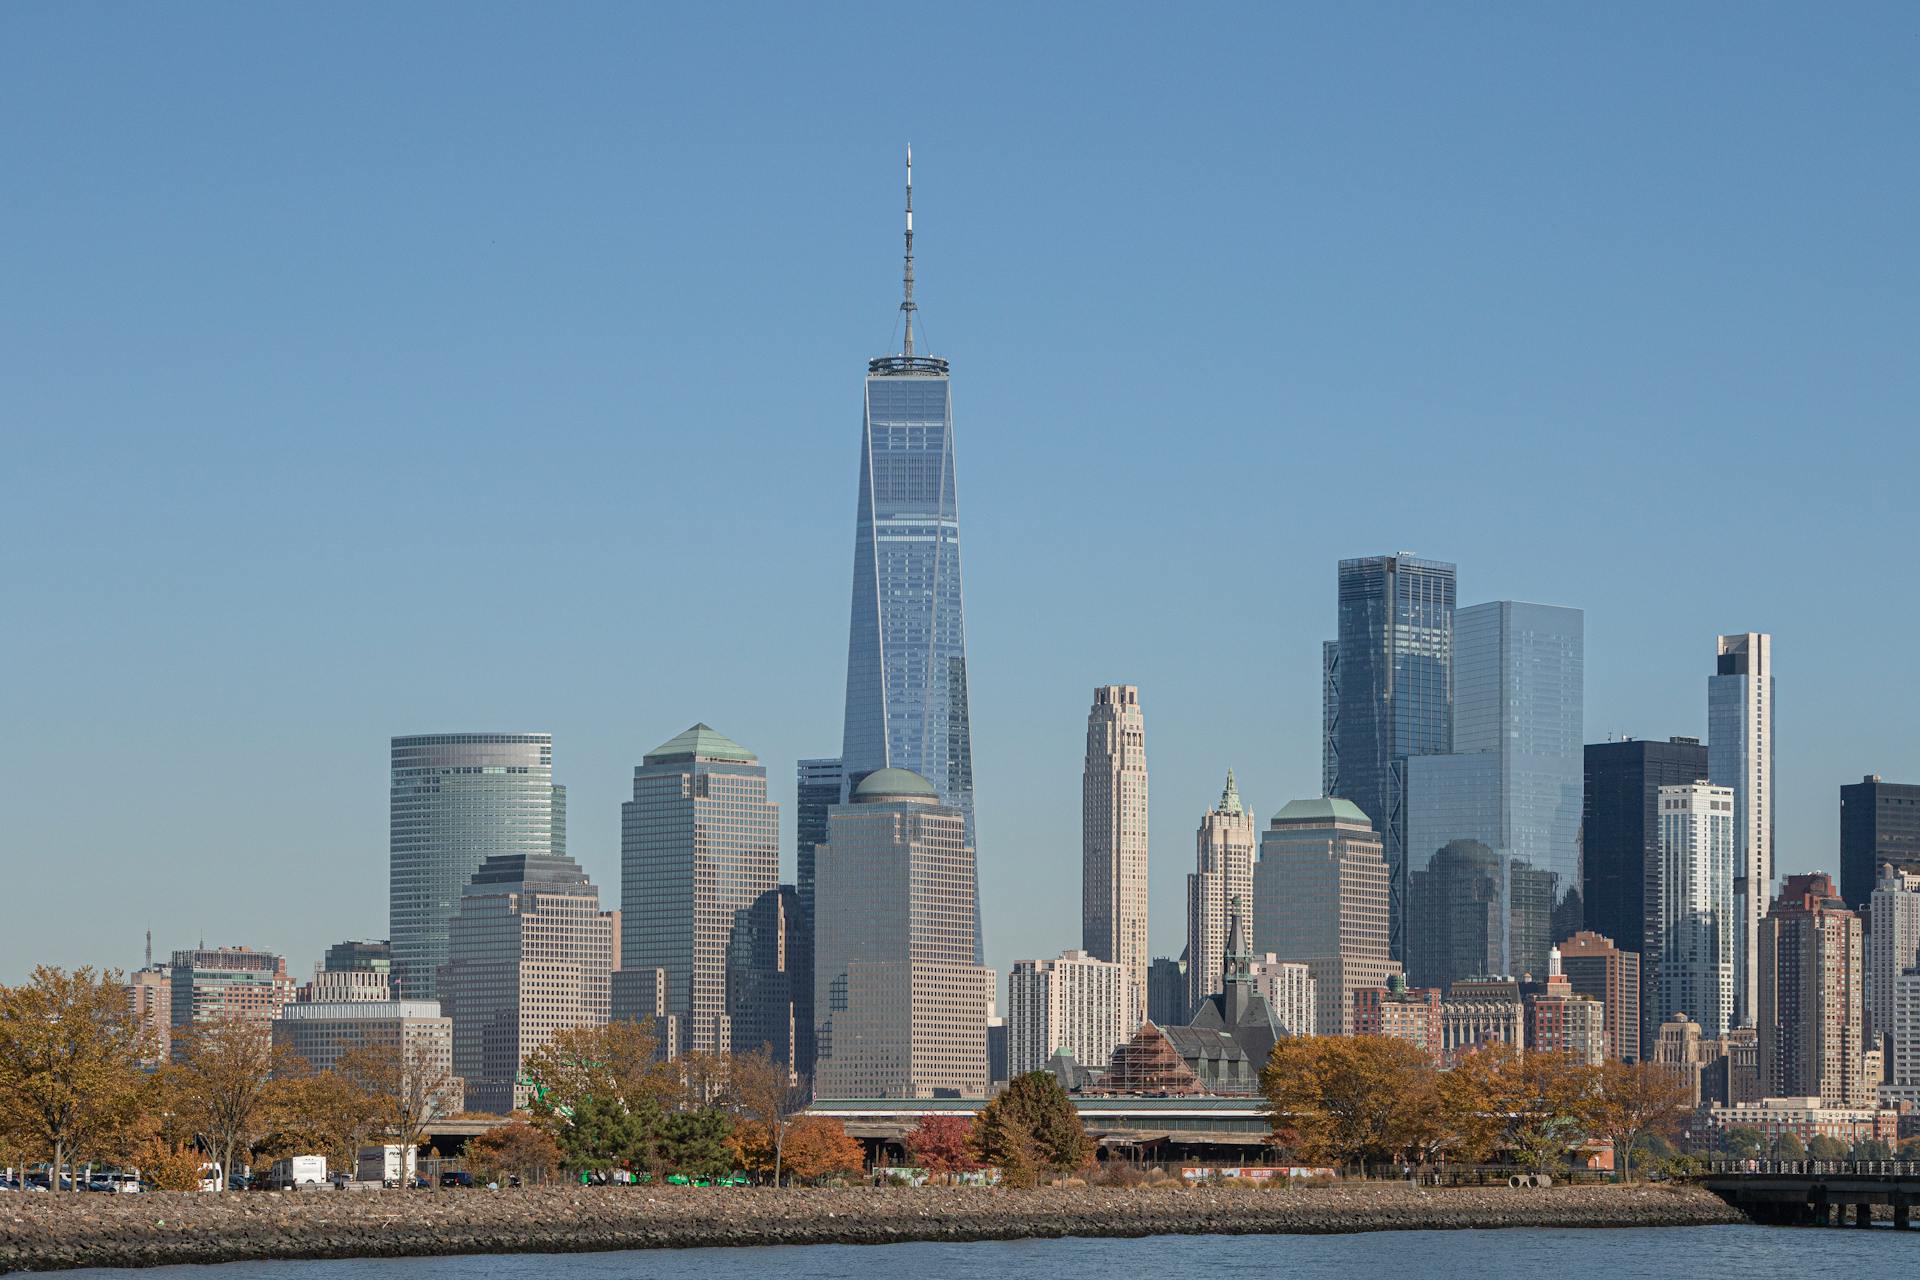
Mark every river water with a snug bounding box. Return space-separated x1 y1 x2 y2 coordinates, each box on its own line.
42 1225 1919 1279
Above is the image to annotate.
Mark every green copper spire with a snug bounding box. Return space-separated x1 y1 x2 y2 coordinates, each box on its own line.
1218 768 1245 817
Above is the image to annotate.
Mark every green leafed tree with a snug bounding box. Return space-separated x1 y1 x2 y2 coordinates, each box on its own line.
971 1071 1091 1186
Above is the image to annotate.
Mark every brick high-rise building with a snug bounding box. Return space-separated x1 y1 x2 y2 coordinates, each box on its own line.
440 851 612 1115
1557 929 1641 1062
1084 685 1150 1025
1187 771 1255 1016
813 769 992 1099
1352 975 1443 1066
1757 872 1865 1105
615 725 780 1055
168 947 295 1062
1526 955 1605 1066
126 964 171 1068
1252 797 1399 1036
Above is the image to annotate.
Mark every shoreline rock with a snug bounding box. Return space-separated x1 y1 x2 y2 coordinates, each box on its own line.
0 1183 1747 1273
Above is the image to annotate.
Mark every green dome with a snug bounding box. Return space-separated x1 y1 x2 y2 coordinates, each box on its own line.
852 768 939 802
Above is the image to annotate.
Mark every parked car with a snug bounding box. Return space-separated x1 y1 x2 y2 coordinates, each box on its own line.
439 1171 474 1189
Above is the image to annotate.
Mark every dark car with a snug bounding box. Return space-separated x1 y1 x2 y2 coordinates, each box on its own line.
439 1171 474 1189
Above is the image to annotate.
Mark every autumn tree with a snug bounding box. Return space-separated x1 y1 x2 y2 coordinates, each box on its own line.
1260 1035 1434 1171
339 1038 461 1163
724 1045 806 1183
1468 1046 1600 1173
904 1114 981 1181
1589 1059 1692 1183
780 1117 864 1184
972 1071 1091 1186
0 967 148 1191
466 1119 562 1186
165 1011 289 1190
519 1020 670 1118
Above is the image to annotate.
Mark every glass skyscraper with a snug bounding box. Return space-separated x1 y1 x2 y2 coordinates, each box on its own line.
1405 601 1584 984
389 733 564 1001
1326 553 1457 961
839 152 979 957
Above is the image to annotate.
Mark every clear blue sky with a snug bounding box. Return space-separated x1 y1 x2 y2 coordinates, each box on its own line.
3 4 1916 987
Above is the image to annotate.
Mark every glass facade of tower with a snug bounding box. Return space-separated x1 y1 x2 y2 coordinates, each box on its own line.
389 733 563 1002
1405 602 1583 983
840 361 978 960
1327 555 1457 961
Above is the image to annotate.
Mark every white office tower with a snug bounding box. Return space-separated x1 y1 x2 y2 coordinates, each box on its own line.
1709 633 1772 1027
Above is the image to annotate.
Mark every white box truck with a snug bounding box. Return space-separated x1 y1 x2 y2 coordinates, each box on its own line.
265 1155 327 1190
357 1144 418 1187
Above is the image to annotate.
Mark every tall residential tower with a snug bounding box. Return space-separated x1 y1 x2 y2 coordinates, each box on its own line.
1083 684 1150 1024
1709 632 1772 1027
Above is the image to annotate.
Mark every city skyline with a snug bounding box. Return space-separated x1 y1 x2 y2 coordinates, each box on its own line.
6 6 1919 991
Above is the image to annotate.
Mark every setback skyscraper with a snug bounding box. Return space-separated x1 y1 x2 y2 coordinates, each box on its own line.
1187 771 1255 1016
1083 684 1150 1024
389 733 565 1001
838 152 978 966
1326 554 1457 962
615 725 780 1056
1709 632 1773 1028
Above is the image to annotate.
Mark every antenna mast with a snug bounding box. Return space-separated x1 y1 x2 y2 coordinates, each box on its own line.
901 144 916 357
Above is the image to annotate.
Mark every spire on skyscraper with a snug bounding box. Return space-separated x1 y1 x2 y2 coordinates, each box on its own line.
901 144 916 357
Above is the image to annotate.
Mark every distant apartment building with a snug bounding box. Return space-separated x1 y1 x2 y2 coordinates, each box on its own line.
1187 772 1255 1016
1084 685 1150 1024
1707 1097 1897 1149
1352 975 1443 1067
1653 783 1735 1038
1146 955 1189 1029
389 733 564 1001
1007 949 1128 1078
1525 959 1605 1066
1840 775 1920 911
439 851 612 1115
813 769 992 1099
1248 953 1317 1037
126 965 171 1068
1651 1013 1712 1107
168 947 296 1061
1252 797 1399 1036
1883 970 1920 1108
615 725 780 1056
1867 864 1920 1053
1557 930 1641 1062
1757 873 1866 1106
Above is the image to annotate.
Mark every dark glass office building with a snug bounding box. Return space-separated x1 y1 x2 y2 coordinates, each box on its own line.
1325 554 1457 963
792 756 843 1080
1840 775 1920 911
1581 736 1708 1055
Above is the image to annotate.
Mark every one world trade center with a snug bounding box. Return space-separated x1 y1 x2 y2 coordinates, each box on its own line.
838 151 979 937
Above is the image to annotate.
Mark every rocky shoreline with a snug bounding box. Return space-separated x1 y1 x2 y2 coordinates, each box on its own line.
0 1183 1748 1273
